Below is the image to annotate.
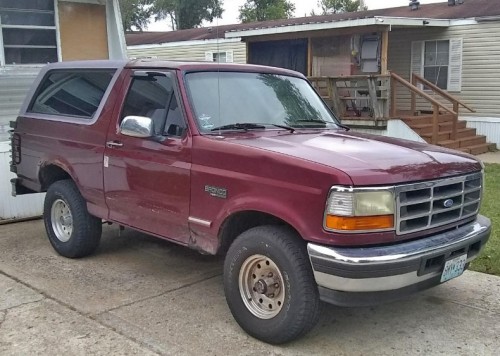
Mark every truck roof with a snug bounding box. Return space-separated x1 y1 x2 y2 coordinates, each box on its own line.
40 59 305 78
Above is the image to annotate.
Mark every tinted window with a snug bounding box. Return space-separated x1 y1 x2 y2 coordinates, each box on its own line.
29 70 115 118
122 73 186 137
185 72 338 132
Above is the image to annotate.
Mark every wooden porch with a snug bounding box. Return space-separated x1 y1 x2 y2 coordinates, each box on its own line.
309 73 496 155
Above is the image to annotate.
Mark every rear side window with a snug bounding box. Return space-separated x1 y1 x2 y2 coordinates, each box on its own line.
28 70 115 118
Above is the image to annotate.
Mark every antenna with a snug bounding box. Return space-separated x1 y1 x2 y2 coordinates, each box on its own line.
216 15 221 135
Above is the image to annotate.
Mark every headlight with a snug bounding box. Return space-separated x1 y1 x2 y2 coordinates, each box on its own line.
324 187 395 232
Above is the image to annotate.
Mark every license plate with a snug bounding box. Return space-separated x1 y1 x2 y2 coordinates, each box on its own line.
440 254 467 283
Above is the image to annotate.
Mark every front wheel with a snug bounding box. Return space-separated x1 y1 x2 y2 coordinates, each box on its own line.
43 180 102 258
223 225 320 344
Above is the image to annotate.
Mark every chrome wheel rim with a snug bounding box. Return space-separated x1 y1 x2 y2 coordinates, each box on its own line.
51 199 73 242
238 254 285 319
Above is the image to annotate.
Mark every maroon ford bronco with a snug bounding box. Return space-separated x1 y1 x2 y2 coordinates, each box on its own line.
10 59 491 343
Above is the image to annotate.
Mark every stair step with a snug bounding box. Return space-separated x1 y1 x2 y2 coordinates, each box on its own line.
401 115 455 126
456 128 477 139
426 128 478 141
410 121 467 135
467 143 491 155
422 131 452 142
439 140 460 149
459 135 487 147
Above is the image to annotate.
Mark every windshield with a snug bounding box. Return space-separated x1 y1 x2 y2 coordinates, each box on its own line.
184 71 340 132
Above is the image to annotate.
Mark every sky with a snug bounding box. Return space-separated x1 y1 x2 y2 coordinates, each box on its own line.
147 0 444 31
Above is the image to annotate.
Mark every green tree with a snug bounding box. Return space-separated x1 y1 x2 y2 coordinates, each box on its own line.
153 0 224 30
119 0 153 31
317 0 367 15
239 0 295 23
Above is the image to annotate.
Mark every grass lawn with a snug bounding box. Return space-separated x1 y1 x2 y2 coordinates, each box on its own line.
470 163 500 276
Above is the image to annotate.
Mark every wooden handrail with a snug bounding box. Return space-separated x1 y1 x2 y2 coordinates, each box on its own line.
412 73 475 113
390 71 460 144
390 72 456 116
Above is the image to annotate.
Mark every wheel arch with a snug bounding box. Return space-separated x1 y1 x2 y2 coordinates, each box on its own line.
38 163 74 191
217 210 302 255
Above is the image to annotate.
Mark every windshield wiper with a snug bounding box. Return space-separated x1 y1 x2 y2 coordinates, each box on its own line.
335 122 350 131
211 123 266 131
265 123 295 133
293 119 350 131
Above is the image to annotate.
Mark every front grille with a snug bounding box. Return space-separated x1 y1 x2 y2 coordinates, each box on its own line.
396 172 482 235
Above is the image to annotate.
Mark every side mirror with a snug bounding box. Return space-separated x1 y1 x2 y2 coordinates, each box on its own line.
120 116 153 138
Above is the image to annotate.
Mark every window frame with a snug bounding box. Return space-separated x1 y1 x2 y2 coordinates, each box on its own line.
0 0 61 66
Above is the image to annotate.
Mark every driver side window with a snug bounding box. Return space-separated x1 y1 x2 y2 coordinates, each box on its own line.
121 73 186 137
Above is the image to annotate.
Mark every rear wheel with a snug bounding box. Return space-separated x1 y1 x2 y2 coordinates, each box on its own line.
223 225 320 344
43 180 102 258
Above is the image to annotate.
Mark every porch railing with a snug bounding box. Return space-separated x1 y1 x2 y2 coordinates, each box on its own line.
309 75 391 120
310 73 475 144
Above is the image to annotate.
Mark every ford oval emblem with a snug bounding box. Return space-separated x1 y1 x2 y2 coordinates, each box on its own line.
443 199 454 208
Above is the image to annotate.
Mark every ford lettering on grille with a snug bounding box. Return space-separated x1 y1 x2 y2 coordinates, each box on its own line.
396 172 482 235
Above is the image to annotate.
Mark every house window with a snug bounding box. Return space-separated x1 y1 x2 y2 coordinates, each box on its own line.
205 51 234 63
0 0 58 65
411 38 463 92
424 40 449 89
213 52 227 63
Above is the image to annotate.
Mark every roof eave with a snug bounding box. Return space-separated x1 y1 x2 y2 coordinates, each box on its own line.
224 17 452 39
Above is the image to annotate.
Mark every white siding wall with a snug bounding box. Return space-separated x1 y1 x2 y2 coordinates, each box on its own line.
0 142 44 221
388 21 500 119
0 67 40 142
127 39 247 63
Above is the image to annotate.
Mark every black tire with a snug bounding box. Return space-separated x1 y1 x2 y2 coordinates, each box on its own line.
223 225 320 344
43 180 102 258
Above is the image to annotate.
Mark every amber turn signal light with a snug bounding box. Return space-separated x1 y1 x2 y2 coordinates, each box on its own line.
325 214 394 231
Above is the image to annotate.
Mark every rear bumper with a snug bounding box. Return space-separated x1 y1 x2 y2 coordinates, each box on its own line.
307 215 491 306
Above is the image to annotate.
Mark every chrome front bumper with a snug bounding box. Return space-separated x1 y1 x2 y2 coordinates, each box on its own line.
308 215 491 306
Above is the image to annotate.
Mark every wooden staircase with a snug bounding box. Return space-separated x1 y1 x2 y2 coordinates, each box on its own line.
399 113 496 155
391 72 497 156
309 72 497 155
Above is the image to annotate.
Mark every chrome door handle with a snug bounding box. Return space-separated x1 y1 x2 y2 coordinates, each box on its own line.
106 141 123 148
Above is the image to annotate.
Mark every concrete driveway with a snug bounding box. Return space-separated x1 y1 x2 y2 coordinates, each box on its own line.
1 220 499 355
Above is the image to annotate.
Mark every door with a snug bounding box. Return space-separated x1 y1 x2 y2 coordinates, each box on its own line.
104 70 191 243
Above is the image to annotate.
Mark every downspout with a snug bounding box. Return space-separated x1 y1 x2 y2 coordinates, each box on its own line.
107 0 127 59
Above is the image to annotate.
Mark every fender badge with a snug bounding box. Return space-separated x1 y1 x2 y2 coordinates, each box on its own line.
205 185 227 199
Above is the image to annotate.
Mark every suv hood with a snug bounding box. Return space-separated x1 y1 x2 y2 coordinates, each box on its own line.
228 130 481 186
